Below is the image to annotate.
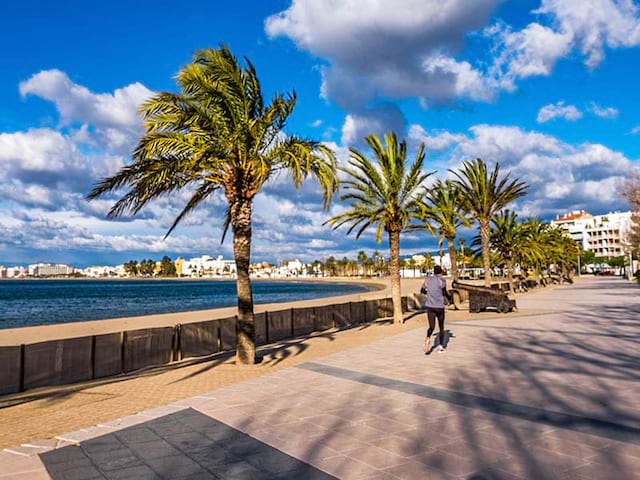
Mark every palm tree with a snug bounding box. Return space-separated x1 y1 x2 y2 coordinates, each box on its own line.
88 46 337 365
521 217 549 285
485 210 530 291
326 132 432 324
423 180 470 280
451 158 528 286
546 226 580 280
357 250 368 276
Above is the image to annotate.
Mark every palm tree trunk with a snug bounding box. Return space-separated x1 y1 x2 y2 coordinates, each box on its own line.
447 236 458 281
231 199 255 365
506 257 514 292
480 218 492 287
388 229 404 324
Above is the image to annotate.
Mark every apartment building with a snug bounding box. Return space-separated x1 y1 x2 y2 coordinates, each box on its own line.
551 210 632 257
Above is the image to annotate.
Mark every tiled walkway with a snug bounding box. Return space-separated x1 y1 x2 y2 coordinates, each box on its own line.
2 277 639 479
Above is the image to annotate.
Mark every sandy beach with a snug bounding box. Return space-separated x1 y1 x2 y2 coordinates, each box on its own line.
0 277 425 345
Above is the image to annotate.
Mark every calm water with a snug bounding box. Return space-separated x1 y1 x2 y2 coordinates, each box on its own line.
0 279 370 329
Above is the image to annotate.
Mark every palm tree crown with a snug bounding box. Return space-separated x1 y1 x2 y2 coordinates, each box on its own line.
326 131 433 323
451 158 528 286
88 46 337 364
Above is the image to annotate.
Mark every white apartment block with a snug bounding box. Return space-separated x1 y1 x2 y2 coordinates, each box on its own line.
182 255 237 278
82 265 126 277
30 263 75 276
551 210 632 257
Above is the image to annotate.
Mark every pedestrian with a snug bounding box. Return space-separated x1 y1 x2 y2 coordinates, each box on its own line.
421 265 452 354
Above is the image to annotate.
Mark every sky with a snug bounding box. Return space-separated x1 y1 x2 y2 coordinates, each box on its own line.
1 0 639 267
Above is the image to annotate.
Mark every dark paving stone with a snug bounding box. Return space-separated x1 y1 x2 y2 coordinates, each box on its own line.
164 431 216 452
89 449 143 472
244 448 311 474
82 435 126 455
41 446 91 465
298 362 640 446
48 464 106 480
40 408 336 480
144 455 209 479
127 439 182 460
115 427 162 445
103 464 161 480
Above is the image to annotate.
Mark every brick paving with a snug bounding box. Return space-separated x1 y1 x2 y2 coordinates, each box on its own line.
1 277 639 479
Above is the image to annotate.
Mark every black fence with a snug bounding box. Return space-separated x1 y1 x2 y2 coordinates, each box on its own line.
0 296 408 395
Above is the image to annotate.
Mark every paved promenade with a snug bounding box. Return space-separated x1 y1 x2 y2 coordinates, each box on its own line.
1 277 639 479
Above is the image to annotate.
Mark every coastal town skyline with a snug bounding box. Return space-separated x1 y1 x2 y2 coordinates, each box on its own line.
2 0 640 265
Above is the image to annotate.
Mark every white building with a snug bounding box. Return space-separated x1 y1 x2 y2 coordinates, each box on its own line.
182 255 236 278
273 259 306 277
30 263 75 276
552 210 632 257
82 265 125 277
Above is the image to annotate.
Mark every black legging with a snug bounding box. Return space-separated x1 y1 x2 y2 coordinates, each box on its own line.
426 307 445 346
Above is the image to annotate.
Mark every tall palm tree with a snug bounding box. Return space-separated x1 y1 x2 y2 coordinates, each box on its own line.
87 46 337 365
546 226 580 280
326 132 432 324
521 217 549 284
485 210 531 291
451 159 528 286
423 180 470 280
357 250 368 276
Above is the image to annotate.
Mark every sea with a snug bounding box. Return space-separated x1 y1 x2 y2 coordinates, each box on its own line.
0 279 370 329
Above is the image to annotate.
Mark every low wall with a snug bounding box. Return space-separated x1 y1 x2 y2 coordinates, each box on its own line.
0 296 409 395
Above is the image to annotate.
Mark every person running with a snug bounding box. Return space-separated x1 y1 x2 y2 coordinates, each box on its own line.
422 265 452 354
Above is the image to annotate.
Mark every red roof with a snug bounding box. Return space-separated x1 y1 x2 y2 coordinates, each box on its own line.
555 211 593 222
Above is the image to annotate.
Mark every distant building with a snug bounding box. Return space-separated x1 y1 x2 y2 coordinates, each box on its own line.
182 255 236 278
552 210 632 257
30 263 75 276
82 265 124 277
174 257 185 277
550 210 594 248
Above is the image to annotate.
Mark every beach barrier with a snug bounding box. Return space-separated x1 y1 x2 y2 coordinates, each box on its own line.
0 296 409 395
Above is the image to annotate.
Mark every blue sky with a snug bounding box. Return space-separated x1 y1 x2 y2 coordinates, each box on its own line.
1 0 639 267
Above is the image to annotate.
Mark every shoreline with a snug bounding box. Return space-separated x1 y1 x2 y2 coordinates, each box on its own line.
0 277 400 346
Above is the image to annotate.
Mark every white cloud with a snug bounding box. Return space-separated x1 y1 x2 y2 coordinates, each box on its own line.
490 0 640 90
268 0 640 111
310 119 323 127
631 125 640 134
408 125 467 151
444 123 632 216
19 69 153 153
341 104 406 146
489 22 572 90
267 0 501 108
535 0 640 69
537 101 583 123
588 102 619 119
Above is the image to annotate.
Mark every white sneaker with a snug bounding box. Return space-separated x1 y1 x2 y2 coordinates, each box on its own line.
437 345 446 353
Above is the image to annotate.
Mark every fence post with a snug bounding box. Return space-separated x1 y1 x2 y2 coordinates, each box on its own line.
120 331 126 374
348 301 353 326
290 308 295 338
91 335 96 380
172 324 182 362
312 306 317 332
265 310 270 344
19 344 25 393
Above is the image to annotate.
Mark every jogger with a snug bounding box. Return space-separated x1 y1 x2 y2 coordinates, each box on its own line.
422 265 452 354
